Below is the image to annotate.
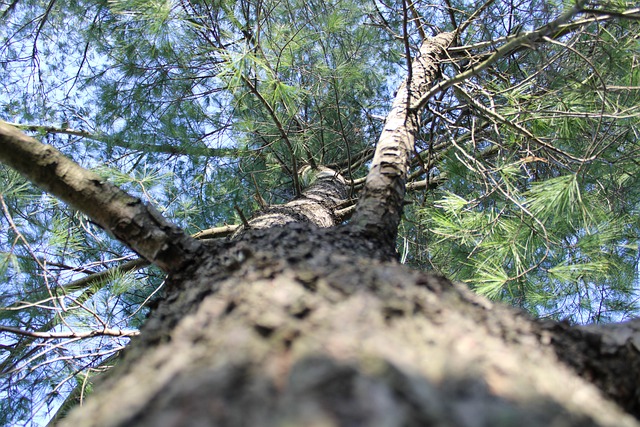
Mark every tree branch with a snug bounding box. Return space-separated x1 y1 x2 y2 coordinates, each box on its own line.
0 121 202 273
411 2 585 111
8 122 241 158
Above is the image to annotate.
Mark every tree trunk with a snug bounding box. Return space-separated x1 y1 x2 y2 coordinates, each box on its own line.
57 220 639 427
350 32 454 248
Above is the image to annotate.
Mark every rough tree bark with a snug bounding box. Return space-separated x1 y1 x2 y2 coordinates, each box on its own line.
2 33 640 427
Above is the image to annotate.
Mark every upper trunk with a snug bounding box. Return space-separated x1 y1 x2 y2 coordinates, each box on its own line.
350 32 454 249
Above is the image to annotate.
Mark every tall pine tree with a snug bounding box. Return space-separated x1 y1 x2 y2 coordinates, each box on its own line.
1 0 639 425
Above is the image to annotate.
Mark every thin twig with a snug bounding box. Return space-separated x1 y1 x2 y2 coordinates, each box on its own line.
0 325 139 339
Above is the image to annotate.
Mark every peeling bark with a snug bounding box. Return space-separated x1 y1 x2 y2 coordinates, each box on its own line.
0 121 201 273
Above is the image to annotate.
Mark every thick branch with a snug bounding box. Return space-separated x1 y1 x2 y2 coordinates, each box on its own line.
0 121 202 273
350 32 455 248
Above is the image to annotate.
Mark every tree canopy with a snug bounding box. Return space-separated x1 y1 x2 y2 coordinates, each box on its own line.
1 0 639 424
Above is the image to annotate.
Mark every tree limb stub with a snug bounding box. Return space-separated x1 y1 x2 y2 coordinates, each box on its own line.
0 121 202 273
350 32 455 249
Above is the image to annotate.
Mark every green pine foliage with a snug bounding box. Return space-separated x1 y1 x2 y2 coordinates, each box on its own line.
406 4 640 323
